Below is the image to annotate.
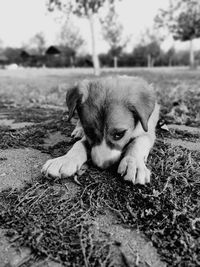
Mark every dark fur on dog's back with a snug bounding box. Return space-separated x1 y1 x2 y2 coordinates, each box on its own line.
78 81 106 144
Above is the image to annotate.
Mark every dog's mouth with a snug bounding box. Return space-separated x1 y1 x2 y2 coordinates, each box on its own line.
92 158 121 170
91 143 121 169
92 157 119 169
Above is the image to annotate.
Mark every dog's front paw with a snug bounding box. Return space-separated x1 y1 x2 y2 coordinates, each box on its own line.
71 126 84 139
118 155 150 184
41 154 84 178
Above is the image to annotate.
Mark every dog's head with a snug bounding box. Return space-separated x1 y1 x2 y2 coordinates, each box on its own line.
66 76 155 169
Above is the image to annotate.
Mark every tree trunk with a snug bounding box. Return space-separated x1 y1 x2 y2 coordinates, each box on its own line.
147 54 151 67
151 58 155 67
168 57 172 67
70 56 74 67
114 56 118 68
88 11 100 76
189 38 195 69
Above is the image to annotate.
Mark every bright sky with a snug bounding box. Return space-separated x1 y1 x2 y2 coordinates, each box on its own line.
0 0 195 53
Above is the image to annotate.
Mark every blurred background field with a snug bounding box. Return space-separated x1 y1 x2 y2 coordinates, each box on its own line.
1 0 200 72
0 67 199 127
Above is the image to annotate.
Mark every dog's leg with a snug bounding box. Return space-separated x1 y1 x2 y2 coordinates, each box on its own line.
71 119 84 139
118 103 159 184
118 134 154 184
42 137 88 178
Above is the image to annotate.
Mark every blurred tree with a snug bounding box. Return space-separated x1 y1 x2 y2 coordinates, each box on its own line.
47 0 120 75
132 45 148 66
58 20 85 66
166 46 176 66
155 0 200 68
173 50 190 65
100 4 129 68
139 28 162 67
28 32 46 54
58 45 76 67
3 47 22 64
146 41 161 67
76 54 93 67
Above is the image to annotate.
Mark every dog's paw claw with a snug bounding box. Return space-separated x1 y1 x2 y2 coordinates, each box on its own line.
118 156 150 184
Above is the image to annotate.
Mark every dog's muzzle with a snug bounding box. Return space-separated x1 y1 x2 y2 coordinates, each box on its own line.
91 140 121 169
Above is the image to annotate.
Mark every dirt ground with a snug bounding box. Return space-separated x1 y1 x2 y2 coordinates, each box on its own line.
0 67 199 267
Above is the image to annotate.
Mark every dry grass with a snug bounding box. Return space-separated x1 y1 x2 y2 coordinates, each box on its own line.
0 137 199 266
0 67 200 266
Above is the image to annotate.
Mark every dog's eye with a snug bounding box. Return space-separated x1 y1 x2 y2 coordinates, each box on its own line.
112 130 126 141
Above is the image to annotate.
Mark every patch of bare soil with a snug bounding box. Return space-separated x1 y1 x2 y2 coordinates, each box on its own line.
0 229 63 267
0 229 21 267
0 149 49 190
43 132 67 148
0 118 34 129
167 124 200 135
165 138 200 151
92 211 166 267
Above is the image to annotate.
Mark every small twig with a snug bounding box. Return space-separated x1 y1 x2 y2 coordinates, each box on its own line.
161 176 172 194
80 182 100 199
15 183 45 208
28 187 50 210
126 203 137 219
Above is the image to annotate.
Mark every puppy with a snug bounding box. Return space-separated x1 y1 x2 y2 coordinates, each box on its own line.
42 76 160 184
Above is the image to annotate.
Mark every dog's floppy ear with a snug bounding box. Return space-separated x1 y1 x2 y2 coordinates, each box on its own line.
127 83 155 132
66 86 80 121
66 80 89 121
